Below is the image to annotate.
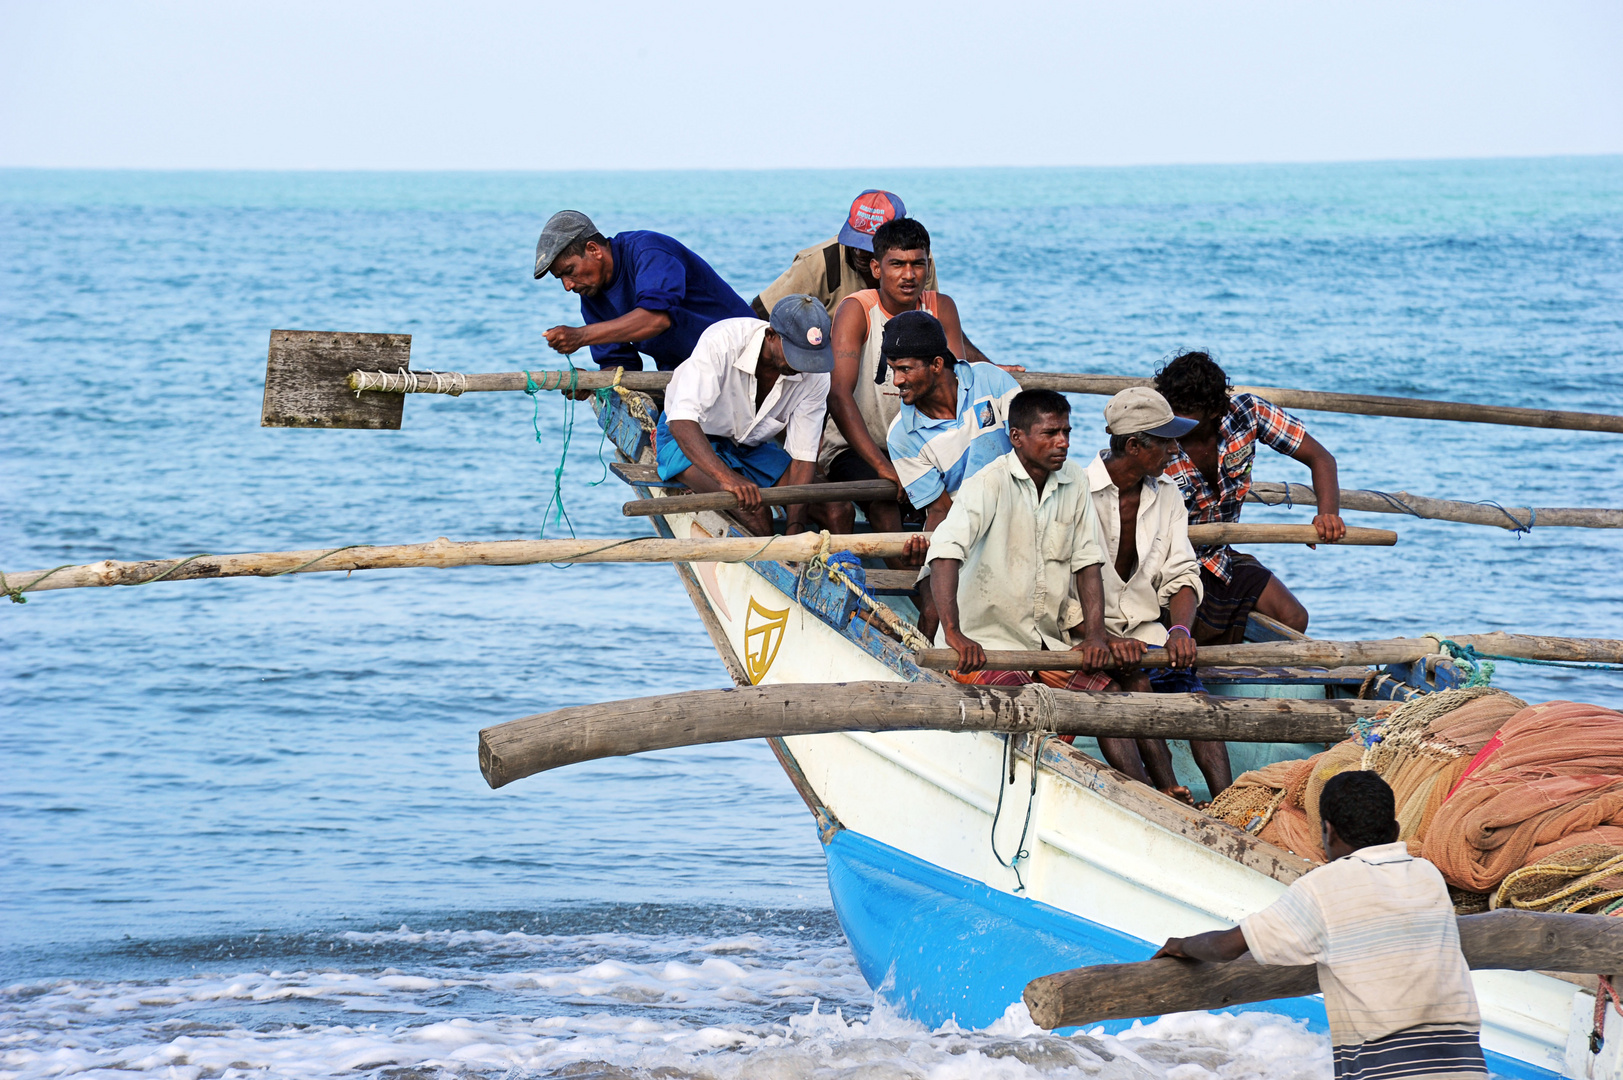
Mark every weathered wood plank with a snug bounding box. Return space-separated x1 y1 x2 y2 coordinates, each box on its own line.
1025 911 1623 1029
263 330 409 429
475 682 1382 788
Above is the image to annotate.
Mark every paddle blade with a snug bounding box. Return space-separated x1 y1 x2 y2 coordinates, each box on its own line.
261 329 411 429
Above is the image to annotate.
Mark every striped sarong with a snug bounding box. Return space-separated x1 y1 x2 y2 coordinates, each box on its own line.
1334 1024 1486 1080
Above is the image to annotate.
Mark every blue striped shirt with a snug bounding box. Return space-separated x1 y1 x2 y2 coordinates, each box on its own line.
886 362 1021 507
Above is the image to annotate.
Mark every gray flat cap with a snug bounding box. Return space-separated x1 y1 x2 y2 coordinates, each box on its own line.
534 210 599 278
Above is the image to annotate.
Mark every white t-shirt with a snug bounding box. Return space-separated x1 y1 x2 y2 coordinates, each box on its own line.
663 317 830 462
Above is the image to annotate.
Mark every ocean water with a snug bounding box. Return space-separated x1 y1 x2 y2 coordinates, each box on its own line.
3 159 1622 1079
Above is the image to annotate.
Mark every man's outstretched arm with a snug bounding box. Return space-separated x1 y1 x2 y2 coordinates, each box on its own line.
1153 926 1249 963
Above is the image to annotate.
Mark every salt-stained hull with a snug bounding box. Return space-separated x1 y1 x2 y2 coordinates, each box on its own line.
593 396 1605 1080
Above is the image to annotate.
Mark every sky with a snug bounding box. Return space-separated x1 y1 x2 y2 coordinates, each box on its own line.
1 1 1619 171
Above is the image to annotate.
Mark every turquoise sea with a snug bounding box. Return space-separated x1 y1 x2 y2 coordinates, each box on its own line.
3 158 1622 1078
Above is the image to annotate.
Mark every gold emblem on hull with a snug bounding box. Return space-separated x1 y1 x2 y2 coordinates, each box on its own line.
743 597 790 685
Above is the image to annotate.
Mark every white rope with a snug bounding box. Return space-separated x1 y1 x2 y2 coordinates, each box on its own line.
351 369 467 396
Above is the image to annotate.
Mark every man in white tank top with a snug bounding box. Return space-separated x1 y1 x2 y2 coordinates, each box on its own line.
823 217 975 536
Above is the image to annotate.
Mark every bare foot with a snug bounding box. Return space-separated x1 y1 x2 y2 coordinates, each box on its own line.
1160 785 1195 805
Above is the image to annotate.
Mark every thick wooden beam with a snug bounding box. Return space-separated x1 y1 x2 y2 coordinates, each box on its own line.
915 633 1623 672
475 682 1380 789
1249 482 1623 530
1025 910 1623 1030
1187 524 1395 546
623 480 897 517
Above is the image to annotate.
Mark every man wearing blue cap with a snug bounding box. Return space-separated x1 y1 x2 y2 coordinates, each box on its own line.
657 295 840 537
751 190 937 318
534 210 755 372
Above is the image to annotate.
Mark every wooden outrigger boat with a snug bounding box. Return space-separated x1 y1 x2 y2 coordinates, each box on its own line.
581 387 1613 1080
12 337 1623 1079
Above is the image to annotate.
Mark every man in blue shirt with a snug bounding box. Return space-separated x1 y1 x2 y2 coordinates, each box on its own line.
533 210 755 371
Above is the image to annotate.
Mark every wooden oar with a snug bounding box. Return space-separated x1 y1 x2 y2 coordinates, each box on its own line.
913 633 1623 672
1249 481 1623 530
257 332 1623 433
1 525 1396 600
476 682 1382 788
1023 910 1623 1030
623 480 897 517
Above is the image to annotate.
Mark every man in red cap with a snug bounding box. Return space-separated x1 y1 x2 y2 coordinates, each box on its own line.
751 190 936 318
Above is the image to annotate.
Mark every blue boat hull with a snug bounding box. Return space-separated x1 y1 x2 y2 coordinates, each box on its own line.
823 824 1554 1078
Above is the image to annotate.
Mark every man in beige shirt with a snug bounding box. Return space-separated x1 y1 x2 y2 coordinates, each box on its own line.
1085 387 1231 802
926 389 1163 790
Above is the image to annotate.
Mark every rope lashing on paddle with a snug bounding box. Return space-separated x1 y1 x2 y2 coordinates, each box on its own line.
1426 634 1623 676
803 530 931 651
350 368 467 396
263 545 368 577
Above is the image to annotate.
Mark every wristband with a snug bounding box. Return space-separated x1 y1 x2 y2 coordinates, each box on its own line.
1170 624 1192 638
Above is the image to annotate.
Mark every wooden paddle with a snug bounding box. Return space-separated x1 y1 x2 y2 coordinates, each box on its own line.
913 633 1623 672
258 331 1623 433
476 682 1383 788
1023 910 1623 1030
0 525 1395 600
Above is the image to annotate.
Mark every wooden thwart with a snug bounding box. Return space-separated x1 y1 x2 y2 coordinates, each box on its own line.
1249 482 1623 530
475 681 1383 789
623 480 898 517
1023 910 1623 1030
914 632 1623 672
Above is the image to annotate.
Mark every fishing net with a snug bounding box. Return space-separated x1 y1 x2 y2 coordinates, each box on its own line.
1492 844 1623 914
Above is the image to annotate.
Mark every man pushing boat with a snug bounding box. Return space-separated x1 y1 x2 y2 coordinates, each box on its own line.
1154 771 1486 1080
1084 387 1233 801
1156 351 1345 642
533 210 754 374
654 295 840 537
924 388 1175 794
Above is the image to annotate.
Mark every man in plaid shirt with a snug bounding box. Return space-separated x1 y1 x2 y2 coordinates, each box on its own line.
1156 352 1345 645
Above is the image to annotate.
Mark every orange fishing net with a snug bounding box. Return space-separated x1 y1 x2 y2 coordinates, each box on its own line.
1419 701 1623 892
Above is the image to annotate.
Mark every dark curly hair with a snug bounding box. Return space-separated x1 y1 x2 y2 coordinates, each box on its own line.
1154 351 1231 420
1318 771 1399 849
872 217 931 259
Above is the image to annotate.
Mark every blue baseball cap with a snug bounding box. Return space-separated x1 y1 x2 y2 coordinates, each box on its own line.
837 190 907 252
770 294 834 374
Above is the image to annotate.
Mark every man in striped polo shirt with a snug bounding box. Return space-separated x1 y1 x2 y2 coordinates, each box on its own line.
1154 771 1485 1080
882 310 1021 633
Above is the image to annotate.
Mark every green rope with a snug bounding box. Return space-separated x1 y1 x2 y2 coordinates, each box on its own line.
2 564 74 604
1432 637 1623 680
264 545 367 577
525 367 581 545
135 553 214 586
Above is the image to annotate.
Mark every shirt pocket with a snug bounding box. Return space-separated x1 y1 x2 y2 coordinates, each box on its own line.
1221 439 1257 480
1042 503 1081 562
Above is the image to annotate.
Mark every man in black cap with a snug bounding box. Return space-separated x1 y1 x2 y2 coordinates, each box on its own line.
534 210 754 372
657 295 840 536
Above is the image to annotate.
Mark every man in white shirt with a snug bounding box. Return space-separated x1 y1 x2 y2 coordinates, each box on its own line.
1154 771 1485 1080
925 389 1166 790
655 294 837 536
1085 387 1230 803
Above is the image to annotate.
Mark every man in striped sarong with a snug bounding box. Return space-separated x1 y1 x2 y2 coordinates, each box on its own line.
1153 771 1486 1080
